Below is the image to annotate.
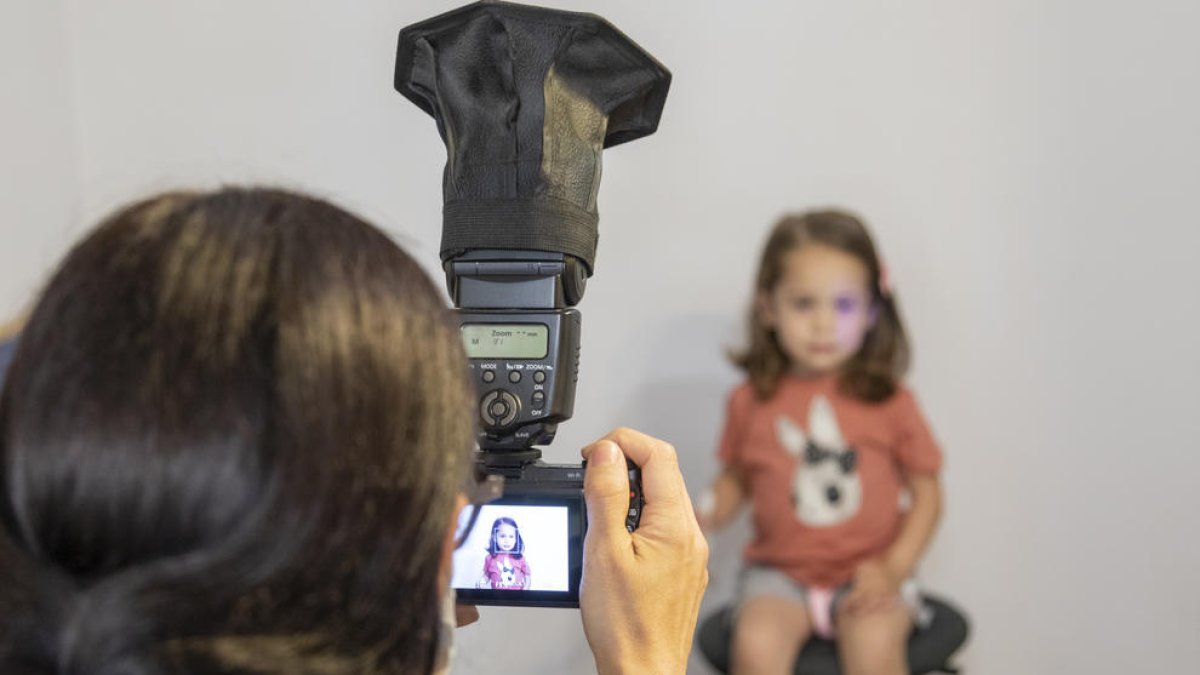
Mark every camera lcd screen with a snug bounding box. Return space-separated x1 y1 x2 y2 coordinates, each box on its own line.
451 495 584 607
461 324 548 359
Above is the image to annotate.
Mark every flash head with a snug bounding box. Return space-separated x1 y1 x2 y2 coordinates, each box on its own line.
395 0 670 294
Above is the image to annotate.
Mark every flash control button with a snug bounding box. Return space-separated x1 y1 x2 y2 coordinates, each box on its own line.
480 390 521 428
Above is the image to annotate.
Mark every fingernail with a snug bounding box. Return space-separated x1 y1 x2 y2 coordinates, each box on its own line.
591 440 620 465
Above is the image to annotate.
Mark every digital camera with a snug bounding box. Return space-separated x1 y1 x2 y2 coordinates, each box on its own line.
450 460 642 608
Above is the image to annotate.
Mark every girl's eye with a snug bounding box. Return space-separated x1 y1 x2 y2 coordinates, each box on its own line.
835 297 860 313
788 297 814 311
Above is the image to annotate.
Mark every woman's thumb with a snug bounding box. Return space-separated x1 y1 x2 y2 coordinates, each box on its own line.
582 440 632 542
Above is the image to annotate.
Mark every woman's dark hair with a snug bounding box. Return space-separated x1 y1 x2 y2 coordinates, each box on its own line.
485 517 524 557
730 210 911 403
0 188 475 674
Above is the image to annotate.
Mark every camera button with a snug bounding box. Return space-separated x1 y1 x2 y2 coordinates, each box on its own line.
480 390 519 427
482 370 495 383
498 393 520 425
508 371 522 384
480 391 500 423
531 391 545 406
533 371 546 384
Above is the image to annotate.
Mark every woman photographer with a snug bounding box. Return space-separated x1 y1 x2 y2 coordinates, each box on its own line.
0 187 706 675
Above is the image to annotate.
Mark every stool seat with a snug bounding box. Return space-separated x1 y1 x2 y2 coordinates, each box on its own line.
697 594 969 675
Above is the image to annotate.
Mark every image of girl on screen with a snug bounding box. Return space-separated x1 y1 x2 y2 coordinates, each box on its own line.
477 517 532 590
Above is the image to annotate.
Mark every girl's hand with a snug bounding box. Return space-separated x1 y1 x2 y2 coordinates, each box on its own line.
842 559 902 617
693 490 717 532
696 467 746 533
580 428 709 675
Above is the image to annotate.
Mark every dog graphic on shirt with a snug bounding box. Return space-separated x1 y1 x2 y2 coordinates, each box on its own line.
775 395 862 527
499 560 517 587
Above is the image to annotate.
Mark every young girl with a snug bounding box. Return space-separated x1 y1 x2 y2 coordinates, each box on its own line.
702 210 943 675
477 516 532 590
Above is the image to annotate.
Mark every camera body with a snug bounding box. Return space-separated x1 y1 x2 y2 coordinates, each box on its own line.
451 460 643 607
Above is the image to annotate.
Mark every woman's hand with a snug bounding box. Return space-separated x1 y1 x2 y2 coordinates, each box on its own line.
454 605 480 627
580 428 709 675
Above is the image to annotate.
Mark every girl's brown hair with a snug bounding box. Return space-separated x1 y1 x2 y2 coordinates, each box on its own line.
0 188 474 674
730 210 911 403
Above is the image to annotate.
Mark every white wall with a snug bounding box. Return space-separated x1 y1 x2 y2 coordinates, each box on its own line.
3 1 1199 673
0 0 81 319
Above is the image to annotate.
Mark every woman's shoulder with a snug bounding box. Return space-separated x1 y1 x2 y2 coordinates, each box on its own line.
0 315 23 341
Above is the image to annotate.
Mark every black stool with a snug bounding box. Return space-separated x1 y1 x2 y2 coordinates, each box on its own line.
697 594 969 675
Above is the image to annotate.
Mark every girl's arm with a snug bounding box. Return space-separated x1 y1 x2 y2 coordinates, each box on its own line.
883 472 942 578
845 472 941 615
518 557 531 590
477 556 493 589
697 465 747 532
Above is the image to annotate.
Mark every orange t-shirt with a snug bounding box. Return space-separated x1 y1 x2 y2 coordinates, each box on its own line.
718 374 942 587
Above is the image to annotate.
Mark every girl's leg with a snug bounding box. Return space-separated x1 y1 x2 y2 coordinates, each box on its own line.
731 594 812 675
834 602 912 675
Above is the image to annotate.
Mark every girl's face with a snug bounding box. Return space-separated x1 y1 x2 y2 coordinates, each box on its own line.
759 244 877 374
495 524 518 552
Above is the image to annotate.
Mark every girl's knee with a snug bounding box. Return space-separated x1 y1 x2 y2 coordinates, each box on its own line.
733 630 801 675
733 598 812 670
836 604 912 649
733 613 807 654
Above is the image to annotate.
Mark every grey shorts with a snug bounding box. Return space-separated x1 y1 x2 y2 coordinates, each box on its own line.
736 565 931 638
